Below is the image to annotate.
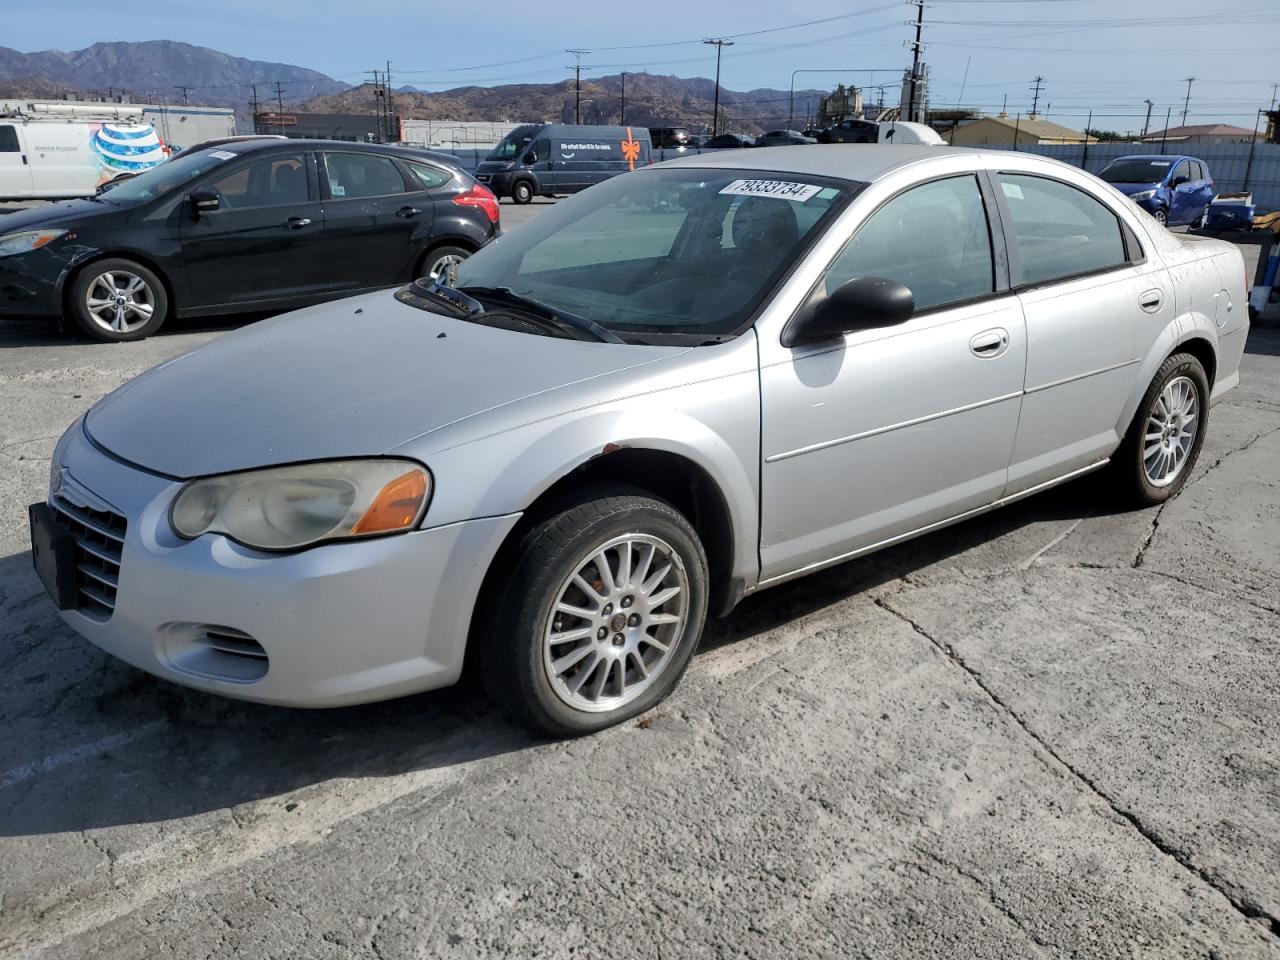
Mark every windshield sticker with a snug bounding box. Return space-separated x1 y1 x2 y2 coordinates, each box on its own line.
720 179 823 202
208 150 238 160
1001 182 1025 200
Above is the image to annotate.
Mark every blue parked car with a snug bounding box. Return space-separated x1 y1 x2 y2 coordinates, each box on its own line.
1099 154 1215 228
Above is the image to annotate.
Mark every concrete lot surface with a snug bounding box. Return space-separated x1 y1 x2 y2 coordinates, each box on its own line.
0 217 1277 958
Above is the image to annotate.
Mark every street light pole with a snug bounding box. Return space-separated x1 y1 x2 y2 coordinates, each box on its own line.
1141 99 1154 139
704 39 733 138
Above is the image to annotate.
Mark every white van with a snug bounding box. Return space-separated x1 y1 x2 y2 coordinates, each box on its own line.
0 104 168 200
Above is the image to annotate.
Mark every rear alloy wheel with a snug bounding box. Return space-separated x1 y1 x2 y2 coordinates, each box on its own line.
510 180 534 205
479 488 709 735
421 245 470 285
70 258 168 342
1114 352 1209 505
1153 208 1168 227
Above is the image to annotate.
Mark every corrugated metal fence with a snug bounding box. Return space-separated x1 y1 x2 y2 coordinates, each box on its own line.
986 141 1280 212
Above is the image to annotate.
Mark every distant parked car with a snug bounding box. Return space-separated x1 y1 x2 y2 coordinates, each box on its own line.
0 139 499 341
649 127 694 150
800 127 829 143
1098 154 1215 228
704 133 754 149
755 130 818 147
826 118 880 143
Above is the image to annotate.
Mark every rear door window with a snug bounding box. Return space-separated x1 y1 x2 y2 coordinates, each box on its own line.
996 173 1127 286
405 160 453 190
324 152 408 199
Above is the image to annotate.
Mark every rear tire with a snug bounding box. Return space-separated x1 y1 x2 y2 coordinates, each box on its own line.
477 487 709 736
510 180 534 205
69 258 168 342
419 244 471 284
1113 352 1209 506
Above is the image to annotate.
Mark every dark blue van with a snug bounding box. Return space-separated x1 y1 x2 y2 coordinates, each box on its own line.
474 124 652 204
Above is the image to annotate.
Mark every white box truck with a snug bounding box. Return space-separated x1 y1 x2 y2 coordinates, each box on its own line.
0 102 169 200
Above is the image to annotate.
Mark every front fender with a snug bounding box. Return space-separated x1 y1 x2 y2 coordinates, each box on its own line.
406 359 762 587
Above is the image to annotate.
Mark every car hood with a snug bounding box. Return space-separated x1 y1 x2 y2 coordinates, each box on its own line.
85 290 687 478
1109 181 1163 196
0 198 120 233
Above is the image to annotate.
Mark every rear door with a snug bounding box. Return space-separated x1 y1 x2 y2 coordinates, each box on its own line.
1191 160 1215 217
0 124 34 198
180 150 330 309
992 171 1166 491
319 150 421 290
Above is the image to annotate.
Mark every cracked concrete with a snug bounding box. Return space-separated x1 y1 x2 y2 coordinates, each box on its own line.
1 232 1278 959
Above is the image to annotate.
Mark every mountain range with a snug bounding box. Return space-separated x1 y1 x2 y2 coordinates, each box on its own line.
0 41 832 134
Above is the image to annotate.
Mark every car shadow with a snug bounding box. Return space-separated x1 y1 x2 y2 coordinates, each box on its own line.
0 470 1119 837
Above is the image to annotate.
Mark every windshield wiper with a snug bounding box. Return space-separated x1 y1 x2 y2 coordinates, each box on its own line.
398 278 485 319
458 285 626 344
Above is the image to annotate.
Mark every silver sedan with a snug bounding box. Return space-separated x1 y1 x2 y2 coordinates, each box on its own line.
30 145 1249 734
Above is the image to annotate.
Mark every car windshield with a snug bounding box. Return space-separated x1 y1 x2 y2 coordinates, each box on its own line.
486 127 537 161
1099 159 1174 184
98 147 242 203
449 167 857 341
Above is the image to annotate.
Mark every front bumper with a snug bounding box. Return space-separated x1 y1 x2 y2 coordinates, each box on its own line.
50 422 520 707
0 250 65 320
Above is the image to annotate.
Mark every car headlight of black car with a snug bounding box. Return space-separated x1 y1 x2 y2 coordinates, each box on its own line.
170 459 431 551
0 229 67 258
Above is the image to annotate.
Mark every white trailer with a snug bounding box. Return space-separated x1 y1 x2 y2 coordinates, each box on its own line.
0 102 168 200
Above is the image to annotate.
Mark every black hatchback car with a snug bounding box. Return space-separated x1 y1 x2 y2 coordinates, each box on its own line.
0 139 499 341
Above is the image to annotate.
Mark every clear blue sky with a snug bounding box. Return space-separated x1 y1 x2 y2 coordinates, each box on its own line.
8 0 1278 131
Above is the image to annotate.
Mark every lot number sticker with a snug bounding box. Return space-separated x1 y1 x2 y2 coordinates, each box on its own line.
720 179 823 202
208 150 238 160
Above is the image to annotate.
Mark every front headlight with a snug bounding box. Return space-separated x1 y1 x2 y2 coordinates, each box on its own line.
170 459 431 551
1129 190 1157 202
0 229 67 258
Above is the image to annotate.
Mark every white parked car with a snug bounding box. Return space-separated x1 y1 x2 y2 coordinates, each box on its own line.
31 146 1248 734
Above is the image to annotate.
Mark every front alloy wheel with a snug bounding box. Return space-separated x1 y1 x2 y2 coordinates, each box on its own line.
69 257 169 341
478 487 709 735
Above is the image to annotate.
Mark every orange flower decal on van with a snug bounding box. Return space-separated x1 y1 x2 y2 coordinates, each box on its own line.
621 127 641 171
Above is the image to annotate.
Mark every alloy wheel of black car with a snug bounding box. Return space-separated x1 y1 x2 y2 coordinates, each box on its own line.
69 258 169 342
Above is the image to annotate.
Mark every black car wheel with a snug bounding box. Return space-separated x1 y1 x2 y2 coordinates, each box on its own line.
420 245 471 284
478 486 709 736
1153 208 1168 227
511 180 534 205
69 259 169 342
1114 352 1209 506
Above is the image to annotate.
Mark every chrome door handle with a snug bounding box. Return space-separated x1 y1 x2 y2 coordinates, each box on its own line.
1139 289 1163 312
286 217 312 229
969 328 1010 358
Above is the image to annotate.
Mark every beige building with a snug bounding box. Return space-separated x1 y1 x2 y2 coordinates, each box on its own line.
1140 123 1256 146
950 113 1088 147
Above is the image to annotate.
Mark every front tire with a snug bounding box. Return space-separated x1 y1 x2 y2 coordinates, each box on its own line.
69 258 168 342
478 488 709 736
1114 352 1209 506
510 180 534 205
1153 207 1168 227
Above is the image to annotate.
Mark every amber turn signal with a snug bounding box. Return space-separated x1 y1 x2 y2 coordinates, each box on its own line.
351 469 429 534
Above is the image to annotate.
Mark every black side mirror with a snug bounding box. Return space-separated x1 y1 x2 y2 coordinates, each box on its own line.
1170 176 1188 188
522 152 537 165
781 276 914 347
189 190 220 217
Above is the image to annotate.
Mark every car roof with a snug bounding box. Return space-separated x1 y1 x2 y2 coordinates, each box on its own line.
1106 154 1198 162
661 144 980 183
198 138 447 159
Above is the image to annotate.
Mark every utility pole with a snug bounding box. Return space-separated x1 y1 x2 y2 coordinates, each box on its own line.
1159 106 1171 154
703 39 733 137
1180 77 1194 127
1029 75 1044 117
368 70 385 142
176 85 192 106
385 61 395 142
250 83 260 133
566 49 590 124
1141 98 1154 138
906 0 925 122
275 81 286 136
1270 82 1278 111
620 72 626 124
